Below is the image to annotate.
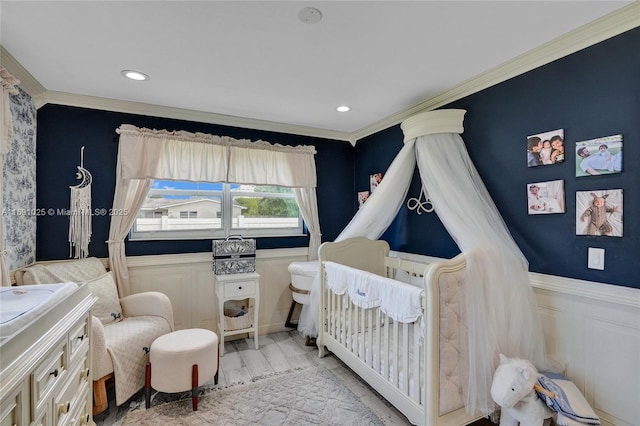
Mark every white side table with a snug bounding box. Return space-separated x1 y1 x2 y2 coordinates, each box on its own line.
214 272 260 356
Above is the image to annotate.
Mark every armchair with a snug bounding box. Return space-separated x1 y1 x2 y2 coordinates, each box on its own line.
15 257 174 415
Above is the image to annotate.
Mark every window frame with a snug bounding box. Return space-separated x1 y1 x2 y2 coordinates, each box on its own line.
129 182 305 241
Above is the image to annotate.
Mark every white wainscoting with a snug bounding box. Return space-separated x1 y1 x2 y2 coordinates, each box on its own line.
127 250 639 426
530 273 640 426
127 248 309 335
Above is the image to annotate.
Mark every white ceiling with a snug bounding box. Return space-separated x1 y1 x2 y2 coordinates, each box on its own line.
0 1 635 140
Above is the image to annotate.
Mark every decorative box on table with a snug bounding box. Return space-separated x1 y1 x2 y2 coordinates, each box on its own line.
212 235 256 275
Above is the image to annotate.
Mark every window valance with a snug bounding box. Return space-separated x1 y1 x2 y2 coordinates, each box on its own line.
115 124 317 188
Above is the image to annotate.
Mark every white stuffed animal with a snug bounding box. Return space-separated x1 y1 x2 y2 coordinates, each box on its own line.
491 354 555 426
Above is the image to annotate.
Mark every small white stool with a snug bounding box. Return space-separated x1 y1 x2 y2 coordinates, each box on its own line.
145 328 219 411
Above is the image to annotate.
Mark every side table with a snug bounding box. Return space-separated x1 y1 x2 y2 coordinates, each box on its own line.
214 272 260 356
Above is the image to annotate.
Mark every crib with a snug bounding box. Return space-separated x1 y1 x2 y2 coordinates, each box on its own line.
316 237 482 426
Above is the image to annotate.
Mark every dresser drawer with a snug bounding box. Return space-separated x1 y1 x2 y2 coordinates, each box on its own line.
0 382 25 426
54 360 90 426
31 341 66 415
68 316 90 363
223 280 256 298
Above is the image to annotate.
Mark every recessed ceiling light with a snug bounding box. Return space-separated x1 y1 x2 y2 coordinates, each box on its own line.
121 70 149 81
298 7 322 24
336 105 350 112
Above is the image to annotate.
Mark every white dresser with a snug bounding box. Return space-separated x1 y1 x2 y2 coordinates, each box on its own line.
0 284 96 426
214 272 260 356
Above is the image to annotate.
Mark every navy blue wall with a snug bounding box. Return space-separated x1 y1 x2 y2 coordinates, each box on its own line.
354 28 639 289
35 107 354 259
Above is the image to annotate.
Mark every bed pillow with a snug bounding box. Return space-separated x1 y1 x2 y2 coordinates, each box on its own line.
85 272 122 325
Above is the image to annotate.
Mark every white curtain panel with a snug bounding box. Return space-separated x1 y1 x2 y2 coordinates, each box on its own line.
0 66 20 286
293 188 321 261
111 125 320 295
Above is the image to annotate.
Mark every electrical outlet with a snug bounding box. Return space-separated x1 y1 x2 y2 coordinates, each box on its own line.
588 247 605 270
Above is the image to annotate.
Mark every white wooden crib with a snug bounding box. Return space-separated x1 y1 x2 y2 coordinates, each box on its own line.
317 237 483 426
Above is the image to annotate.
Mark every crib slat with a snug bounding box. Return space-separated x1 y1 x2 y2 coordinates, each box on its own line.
384 313 390 383
366 308 373 367
374 309 381 372
413 320 421 404
354 302 360 357
402 322 409 394
392 320 399 387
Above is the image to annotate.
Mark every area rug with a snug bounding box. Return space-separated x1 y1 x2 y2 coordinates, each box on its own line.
121 366 385 425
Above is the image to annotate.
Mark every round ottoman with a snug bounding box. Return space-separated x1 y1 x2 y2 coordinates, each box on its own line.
144 328 219 411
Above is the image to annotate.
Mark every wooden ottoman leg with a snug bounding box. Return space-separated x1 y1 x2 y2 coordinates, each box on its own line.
145 362 152 409
192 364 199 411
214 345 219 385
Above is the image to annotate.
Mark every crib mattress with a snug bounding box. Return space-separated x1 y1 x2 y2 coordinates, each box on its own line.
0 282 78 338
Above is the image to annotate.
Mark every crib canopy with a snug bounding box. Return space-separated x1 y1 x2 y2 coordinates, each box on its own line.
301 109 546 417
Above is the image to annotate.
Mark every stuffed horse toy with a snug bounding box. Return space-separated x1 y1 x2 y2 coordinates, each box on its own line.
491 354 556 426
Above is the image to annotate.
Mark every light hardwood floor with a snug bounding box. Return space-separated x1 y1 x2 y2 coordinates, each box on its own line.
94 330 494 425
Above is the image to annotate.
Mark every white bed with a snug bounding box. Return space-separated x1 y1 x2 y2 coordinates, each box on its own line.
316 237 482 426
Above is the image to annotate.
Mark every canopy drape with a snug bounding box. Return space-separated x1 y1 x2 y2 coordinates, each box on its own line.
111 124 320 295
298 109 547 416
1 66 20 286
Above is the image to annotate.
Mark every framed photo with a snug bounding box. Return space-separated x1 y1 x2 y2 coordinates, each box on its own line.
527 129 564 167
576 189 623 237
527 180 565 215
357 191 369 208
369 172 383 193
575 134 623 177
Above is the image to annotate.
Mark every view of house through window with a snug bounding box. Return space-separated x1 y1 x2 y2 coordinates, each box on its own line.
130 180 303 240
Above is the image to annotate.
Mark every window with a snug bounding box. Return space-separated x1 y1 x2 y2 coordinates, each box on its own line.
129 180 304 240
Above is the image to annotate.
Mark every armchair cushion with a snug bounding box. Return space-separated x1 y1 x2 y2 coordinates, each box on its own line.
85 272 122 325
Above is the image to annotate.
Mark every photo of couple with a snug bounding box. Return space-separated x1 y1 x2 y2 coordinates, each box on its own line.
526 129 565 167
575 134 623 177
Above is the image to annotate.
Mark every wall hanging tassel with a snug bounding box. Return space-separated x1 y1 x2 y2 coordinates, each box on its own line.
69 146 93 259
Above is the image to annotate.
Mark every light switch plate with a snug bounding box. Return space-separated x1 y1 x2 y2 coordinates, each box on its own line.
588 247 605 270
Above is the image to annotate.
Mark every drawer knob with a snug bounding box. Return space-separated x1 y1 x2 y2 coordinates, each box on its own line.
77 334 87 341
49 369 59 378
238 286 242 290
81 368 90 379
58 401 70 414
81 414 90 424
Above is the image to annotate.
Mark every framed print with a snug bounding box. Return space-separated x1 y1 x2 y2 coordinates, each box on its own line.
369 172 383 193
527 180 565 215
576 189 623 237
575 134 623 177
527 129 564 167
357 191 369 208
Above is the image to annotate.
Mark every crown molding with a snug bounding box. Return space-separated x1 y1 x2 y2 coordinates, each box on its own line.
350 2 640 143
40 90 352 142
0 46 47 104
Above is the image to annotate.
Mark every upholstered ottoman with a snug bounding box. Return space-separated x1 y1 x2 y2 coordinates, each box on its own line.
145 328 219 410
